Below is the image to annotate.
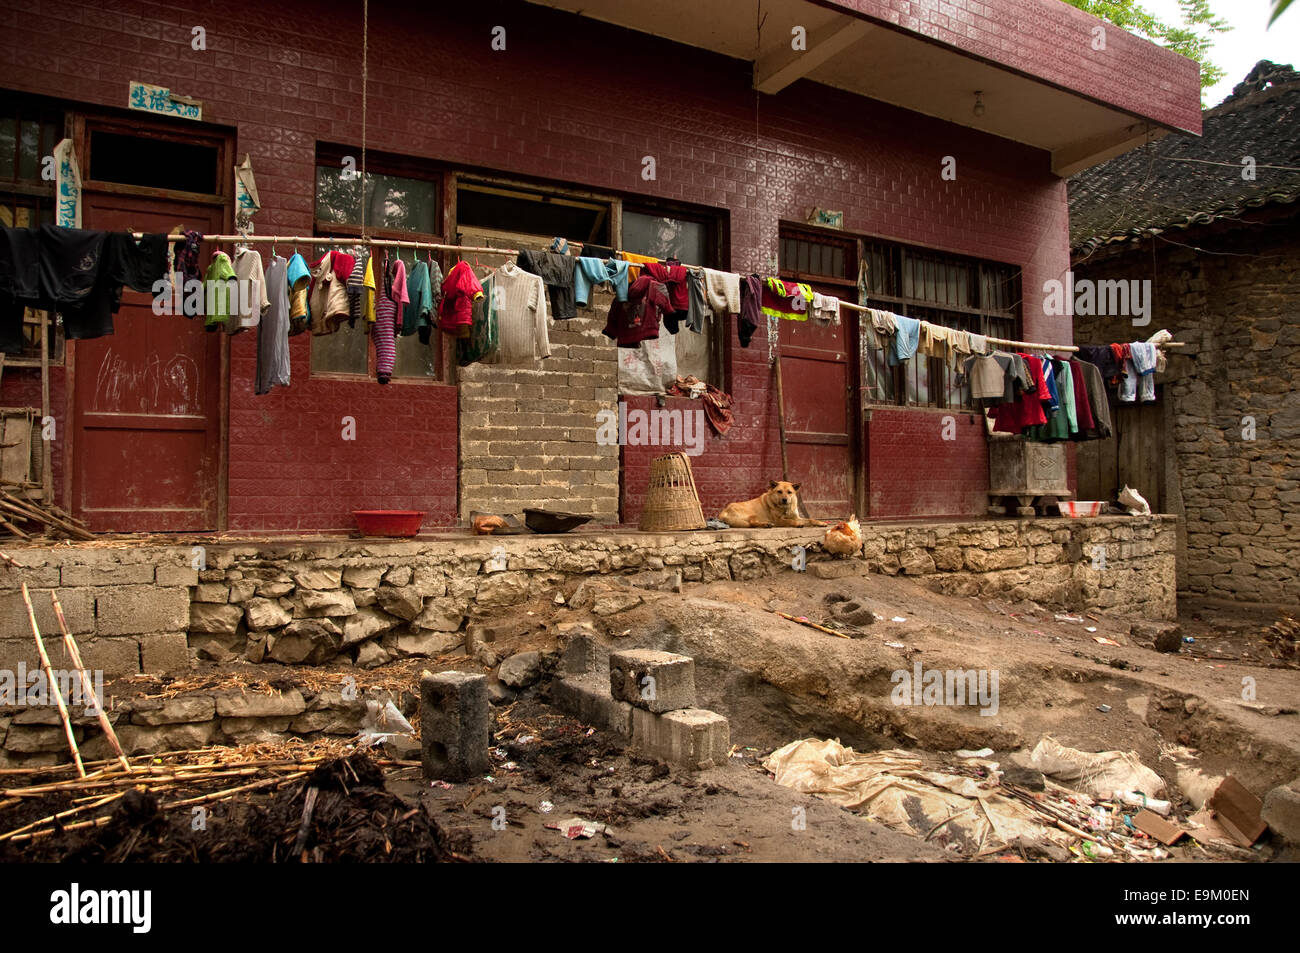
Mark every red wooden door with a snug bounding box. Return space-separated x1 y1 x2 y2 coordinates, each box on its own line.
69 195 225 532
778 292 860 520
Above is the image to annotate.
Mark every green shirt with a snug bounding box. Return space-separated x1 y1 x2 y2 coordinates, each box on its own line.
204 252 237 329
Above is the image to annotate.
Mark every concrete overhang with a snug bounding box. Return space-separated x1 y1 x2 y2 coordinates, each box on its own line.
522 0 1202 176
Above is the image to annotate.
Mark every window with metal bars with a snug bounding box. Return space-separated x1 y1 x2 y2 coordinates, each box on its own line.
860 239 1020 409
0 94 64 363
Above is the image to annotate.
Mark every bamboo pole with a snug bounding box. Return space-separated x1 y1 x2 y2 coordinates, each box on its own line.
20 583 85 777
50 591 131 772
771 610 853 639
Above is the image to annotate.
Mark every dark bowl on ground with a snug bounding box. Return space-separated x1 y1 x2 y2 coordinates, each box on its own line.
523 508 594 534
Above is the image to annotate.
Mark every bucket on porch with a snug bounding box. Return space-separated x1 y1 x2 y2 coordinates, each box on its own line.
638 452 706 532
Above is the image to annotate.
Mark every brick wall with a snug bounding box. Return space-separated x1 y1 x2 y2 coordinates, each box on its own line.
824 0 1201 135
459 299 619 521
1073 212 1300 604
1 0 1086 530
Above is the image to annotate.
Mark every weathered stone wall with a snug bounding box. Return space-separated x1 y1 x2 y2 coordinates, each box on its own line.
1074 213 1300 604
0 515 1177 681
457 291 619 522
0 684 414 768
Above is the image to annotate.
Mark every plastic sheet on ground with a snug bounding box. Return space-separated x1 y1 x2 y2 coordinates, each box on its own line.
763 739 1073 854
1028 736 1164 799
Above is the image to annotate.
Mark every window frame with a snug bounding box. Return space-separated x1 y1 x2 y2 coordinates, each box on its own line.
311 146 451 384
620 199 728 390
859 237 1021 411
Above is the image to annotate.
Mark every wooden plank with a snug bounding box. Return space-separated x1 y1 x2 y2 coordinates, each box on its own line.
40 311 51 504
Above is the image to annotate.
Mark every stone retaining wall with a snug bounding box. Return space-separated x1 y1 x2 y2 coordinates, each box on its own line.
0 516 1177 679
0 684 414 768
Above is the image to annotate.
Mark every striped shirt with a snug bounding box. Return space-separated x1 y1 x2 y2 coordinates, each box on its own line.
373 294 398 384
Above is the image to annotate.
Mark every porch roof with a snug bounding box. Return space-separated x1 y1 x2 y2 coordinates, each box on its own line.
524 0 1203 176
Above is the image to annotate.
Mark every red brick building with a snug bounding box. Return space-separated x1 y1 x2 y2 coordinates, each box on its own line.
0 0 1200 533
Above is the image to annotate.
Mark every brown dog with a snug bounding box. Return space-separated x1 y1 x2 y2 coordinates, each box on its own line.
718 480 827 528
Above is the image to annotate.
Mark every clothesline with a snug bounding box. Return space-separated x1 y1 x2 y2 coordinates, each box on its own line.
145 230 1184 355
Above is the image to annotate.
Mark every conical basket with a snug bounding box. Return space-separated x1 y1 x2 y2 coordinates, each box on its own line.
638 452 707 532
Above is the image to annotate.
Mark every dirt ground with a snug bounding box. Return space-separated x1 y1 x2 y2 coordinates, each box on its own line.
4 565 1297 863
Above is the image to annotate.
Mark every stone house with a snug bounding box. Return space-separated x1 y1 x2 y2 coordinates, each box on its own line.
1068 61 1300 604
0 0 1200 534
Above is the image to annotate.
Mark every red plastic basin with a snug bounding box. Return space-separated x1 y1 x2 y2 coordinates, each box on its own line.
353 510 426 537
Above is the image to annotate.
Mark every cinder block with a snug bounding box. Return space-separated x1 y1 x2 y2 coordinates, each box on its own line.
420 671 491 781
61 563 155 586
609 649 695 713
0 587 94 635
155 565 200 587
140 633 193 674
95 587 190 635
550 675 632 736
76 638 141 677
631 707 730 770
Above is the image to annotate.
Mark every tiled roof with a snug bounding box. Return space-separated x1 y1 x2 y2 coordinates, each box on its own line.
1069 61 1300 256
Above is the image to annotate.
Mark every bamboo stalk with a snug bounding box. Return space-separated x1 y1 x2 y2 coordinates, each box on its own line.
771 610 852 639
0 791 124 842
49 590 131 773
161 772 306 810
0 518 31 540
21 583 85 777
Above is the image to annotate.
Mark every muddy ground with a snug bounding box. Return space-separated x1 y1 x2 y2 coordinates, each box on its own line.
5 565 1297 862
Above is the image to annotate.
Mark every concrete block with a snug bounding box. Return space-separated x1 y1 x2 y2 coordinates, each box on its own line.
96 586 190 635
609 649 695 713
140 633 192 674
155 565 200 587
0 587 94 635
60 562 155 587
76 638 141 677
631 707 730 770
0 564 60 589
550 675 632 736
420 671 491 781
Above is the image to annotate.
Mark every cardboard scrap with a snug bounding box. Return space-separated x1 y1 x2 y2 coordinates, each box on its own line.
1207 776 1267 847
1132 809 1186 845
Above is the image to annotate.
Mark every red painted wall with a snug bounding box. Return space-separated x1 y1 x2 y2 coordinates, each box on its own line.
2 0 1092 529
866 408 990 519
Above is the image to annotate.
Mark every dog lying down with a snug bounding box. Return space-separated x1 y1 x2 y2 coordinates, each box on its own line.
718 480 827 528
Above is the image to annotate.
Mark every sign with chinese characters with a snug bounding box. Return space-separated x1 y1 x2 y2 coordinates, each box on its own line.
805 207 844 229
234 153 260 231
128 82 202 121
53 138 81 228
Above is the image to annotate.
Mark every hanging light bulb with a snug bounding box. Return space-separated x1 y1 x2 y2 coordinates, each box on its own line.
973 91 985 118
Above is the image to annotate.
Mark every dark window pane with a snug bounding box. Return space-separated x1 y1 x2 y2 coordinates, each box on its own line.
623 212 705 264
18 120 39 180
90 130 218 193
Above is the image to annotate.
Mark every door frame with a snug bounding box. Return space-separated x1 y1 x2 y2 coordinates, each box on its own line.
64 109 234 531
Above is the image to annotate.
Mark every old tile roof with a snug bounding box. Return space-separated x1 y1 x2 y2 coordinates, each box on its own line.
1069 61 1300 256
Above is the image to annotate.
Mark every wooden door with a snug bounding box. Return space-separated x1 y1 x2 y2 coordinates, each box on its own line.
1075 385 1165 512
778 293 860 520
68 195 225 532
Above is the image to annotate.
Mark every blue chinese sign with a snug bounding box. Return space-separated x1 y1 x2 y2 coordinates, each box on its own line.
128 82 202 121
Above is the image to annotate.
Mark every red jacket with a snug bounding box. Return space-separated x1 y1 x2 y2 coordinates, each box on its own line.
602 275 672 347
437 261 484 335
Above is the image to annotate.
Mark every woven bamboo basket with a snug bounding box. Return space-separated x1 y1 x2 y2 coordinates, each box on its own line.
639 452 707 532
